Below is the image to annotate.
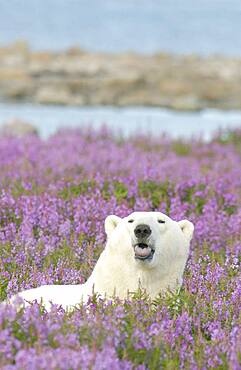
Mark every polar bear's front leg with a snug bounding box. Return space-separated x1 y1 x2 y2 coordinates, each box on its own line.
10 285 56 310
9 284 90 311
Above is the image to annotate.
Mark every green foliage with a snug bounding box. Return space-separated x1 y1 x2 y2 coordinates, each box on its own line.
101 180 111 200
172 141 191 156
11 180 42 197
113 181 128 203
224 205 237 216
0 278 8 301
59 180 96 199
194 195 206 215
0 210 22 229
215 130 241 147
138 180 172 210
12 321 28 342
179 183 206 215
43 241 77 270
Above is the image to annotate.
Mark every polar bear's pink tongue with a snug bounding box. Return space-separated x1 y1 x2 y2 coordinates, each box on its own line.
135 245 152 258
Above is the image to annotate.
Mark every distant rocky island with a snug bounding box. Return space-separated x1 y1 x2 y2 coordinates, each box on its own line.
1 41 241 111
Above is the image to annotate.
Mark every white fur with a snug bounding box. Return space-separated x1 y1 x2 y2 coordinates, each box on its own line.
8 212 194 311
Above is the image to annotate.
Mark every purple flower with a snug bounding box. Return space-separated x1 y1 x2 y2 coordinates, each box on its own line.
0 128 240 368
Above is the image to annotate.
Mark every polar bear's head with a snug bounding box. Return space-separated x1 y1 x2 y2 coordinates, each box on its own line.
105 212 194 271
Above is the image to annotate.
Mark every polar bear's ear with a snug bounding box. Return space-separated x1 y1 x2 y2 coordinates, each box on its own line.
105 215 122 237
178 220 194 242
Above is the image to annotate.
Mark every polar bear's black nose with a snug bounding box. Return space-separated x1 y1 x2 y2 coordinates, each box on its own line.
134 224 152 239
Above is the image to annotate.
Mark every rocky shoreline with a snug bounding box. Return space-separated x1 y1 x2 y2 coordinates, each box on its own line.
1 41 241 111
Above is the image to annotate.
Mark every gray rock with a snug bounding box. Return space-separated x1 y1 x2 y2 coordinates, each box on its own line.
1 120 38 137
1 42 241 110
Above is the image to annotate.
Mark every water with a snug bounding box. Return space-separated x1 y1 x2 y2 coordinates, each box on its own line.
0 103 240 140
0 0 241 56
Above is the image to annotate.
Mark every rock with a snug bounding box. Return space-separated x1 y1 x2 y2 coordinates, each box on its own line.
35 86 72 105
1 120 38 137
169 96 203 111
1 42 241 110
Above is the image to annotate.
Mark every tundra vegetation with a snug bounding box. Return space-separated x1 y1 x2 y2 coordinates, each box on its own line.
0 128 240 369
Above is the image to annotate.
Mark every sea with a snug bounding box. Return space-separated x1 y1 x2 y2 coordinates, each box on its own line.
0 0 241 139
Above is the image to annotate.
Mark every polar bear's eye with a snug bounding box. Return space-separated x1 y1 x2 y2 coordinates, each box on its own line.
158 220 165 224
128 219 134 223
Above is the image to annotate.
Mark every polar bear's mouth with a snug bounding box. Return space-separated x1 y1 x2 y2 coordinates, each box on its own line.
134 243 155 261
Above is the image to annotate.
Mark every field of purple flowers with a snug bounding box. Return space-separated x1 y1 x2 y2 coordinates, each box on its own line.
0 128 240 369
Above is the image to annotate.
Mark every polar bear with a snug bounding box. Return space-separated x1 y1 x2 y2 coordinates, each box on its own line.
8 212 194 311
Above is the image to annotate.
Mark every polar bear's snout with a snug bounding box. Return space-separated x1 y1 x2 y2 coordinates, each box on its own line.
134 224 152 239
133 224 154 261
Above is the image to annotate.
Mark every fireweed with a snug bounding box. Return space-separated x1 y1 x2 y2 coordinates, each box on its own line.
0 128 240 369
